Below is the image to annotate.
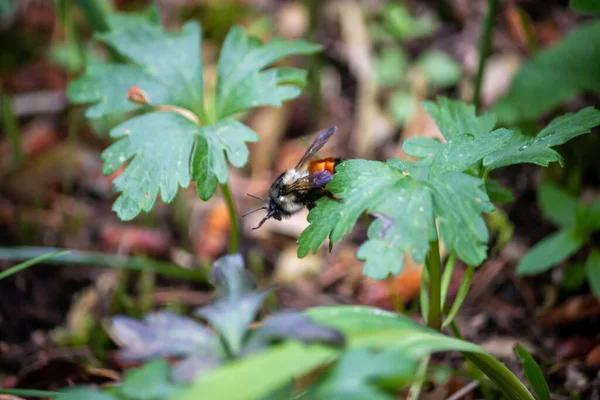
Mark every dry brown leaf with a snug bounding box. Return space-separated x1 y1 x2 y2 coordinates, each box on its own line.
193 200 230 259
100 224 171 256
539 295 600 327
359 262 423 309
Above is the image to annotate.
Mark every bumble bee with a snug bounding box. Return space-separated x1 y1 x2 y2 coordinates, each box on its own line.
244 126 343 230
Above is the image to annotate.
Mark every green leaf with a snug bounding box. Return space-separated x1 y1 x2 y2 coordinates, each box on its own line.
517 228 587 275
176 306 534 400
493 21 600 123
403 98 512 176
298 159 493 279
381 3 435 39
388 90 417 125
375 47 409 88
191 119 258 200
483 107 600 171
485 179 515 203
562 264 587 291
417 50 461 88
307 307 534 400
537 183 579 227
514 345 550 400
577 197 600 232
429 173 494 265
401 136 442 166
215 26 321 118
68 10 319 220
174 341 337 400
309 348 419 400
102 112 198 220
119 359 182 400
585 249 600 300
422 98 497 141
571 0 600 13
68 14 202 118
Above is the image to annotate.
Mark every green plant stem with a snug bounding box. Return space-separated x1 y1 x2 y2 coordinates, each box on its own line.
427 239 442 330
221 183 240 253
473 0 498 110
0 389 59 398
0 250 68 281
0 246 207 281
0 89 21 165
307 0 322 119
408 355 431 400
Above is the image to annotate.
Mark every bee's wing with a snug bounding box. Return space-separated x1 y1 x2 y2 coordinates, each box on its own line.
283 170 333 195
295 126 337 170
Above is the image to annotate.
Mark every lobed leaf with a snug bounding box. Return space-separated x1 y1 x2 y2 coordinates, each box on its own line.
298 159 493 279
493 21 600 123
483 107 600 171
191 119 258 200
102 112 198 220
403 98 512 176
422 98 496 140
68 9 319 219
216 26 321 117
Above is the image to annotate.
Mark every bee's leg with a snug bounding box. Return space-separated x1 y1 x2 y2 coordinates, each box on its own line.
324 190 342 201
307 202 317 210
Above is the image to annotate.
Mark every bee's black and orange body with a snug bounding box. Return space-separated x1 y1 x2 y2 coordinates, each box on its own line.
308 157 343 176
245 127 343 230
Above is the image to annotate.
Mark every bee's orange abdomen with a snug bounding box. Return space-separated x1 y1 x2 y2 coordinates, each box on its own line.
308 157 339 176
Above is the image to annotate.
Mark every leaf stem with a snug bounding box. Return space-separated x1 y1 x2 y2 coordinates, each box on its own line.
221 183 240 254
156 104 200 125
0 89 21 165
473 0 498 110
427 239 443 330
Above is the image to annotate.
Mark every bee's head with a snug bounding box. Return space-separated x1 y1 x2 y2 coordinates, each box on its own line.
243 193 281 230
267 199 282 221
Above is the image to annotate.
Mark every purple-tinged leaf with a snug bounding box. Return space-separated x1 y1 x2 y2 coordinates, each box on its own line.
251 311 345 347
196 292 268 355
109 310 221 361
209 253 256 298
171 354 222 383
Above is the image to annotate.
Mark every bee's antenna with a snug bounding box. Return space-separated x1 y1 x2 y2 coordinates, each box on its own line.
246 193 266 202
242 207 267 218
